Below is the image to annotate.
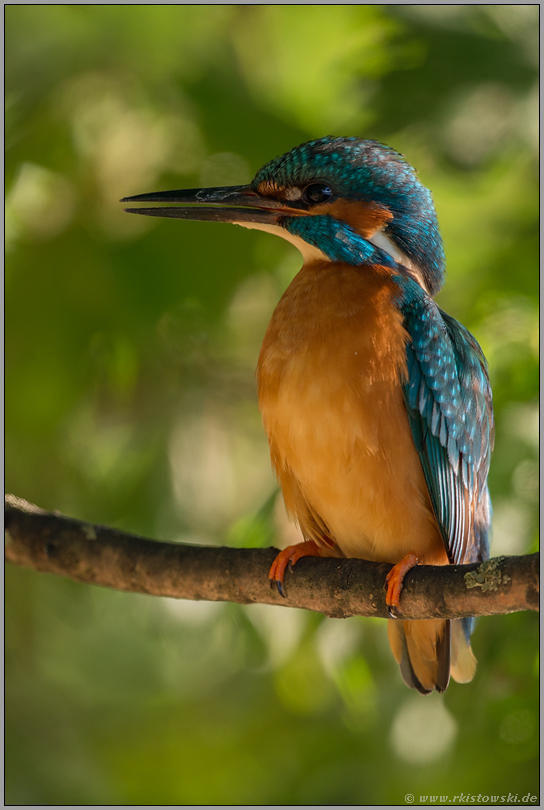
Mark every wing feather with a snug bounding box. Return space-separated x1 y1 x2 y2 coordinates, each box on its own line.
396 276 493 564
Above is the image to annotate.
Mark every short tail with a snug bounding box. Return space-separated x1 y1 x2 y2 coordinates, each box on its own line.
387 618 476 694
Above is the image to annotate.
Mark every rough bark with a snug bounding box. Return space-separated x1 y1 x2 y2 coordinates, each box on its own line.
5 495 539 620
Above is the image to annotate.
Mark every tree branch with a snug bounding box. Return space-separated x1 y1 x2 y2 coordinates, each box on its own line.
5 494 539 620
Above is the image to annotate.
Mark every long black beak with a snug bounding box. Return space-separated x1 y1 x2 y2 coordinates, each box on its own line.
121 184 304 225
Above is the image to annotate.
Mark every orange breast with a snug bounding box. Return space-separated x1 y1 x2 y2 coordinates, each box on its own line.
257 261 446 565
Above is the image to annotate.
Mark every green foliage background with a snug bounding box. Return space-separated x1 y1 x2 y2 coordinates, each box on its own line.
6 6 538 805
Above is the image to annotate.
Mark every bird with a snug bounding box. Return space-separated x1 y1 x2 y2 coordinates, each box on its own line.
122 136 494 694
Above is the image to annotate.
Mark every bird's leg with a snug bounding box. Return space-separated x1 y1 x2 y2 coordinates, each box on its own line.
385 553 419 617
269 540 322 597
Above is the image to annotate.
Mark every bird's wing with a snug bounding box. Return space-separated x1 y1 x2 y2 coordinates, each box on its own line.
398 278 494 565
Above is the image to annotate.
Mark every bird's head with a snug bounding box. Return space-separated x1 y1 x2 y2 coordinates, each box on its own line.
123 137 445 296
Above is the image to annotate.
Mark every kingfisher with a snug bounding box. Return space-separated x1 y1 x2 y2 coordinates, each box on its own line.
122 136 494 694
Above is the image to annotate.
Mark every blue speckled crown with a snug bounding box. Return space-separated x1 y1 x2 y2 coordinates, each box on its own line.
253 137 446 296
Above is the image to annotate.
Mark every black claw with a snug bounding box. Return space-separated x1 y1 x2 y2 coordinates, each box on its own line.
388 604 398 619
276 580 286 598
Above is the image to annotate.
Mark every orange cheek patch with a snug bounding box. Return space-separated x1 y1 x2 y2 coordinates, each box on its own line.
313 199 393 238
256 180 284 198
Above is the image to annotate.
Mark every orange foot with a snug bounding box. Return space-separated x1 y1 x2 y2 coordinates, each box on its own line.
269 540 322 597
385 553 419 617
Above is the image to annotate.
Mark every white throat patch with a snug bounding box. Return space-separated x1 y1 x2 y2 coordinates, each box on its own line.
234 220 329 264
235 219 428 291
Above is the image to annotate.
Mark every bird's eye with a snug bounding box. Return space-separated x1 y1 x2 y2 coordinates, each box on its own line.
302 183 334 205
